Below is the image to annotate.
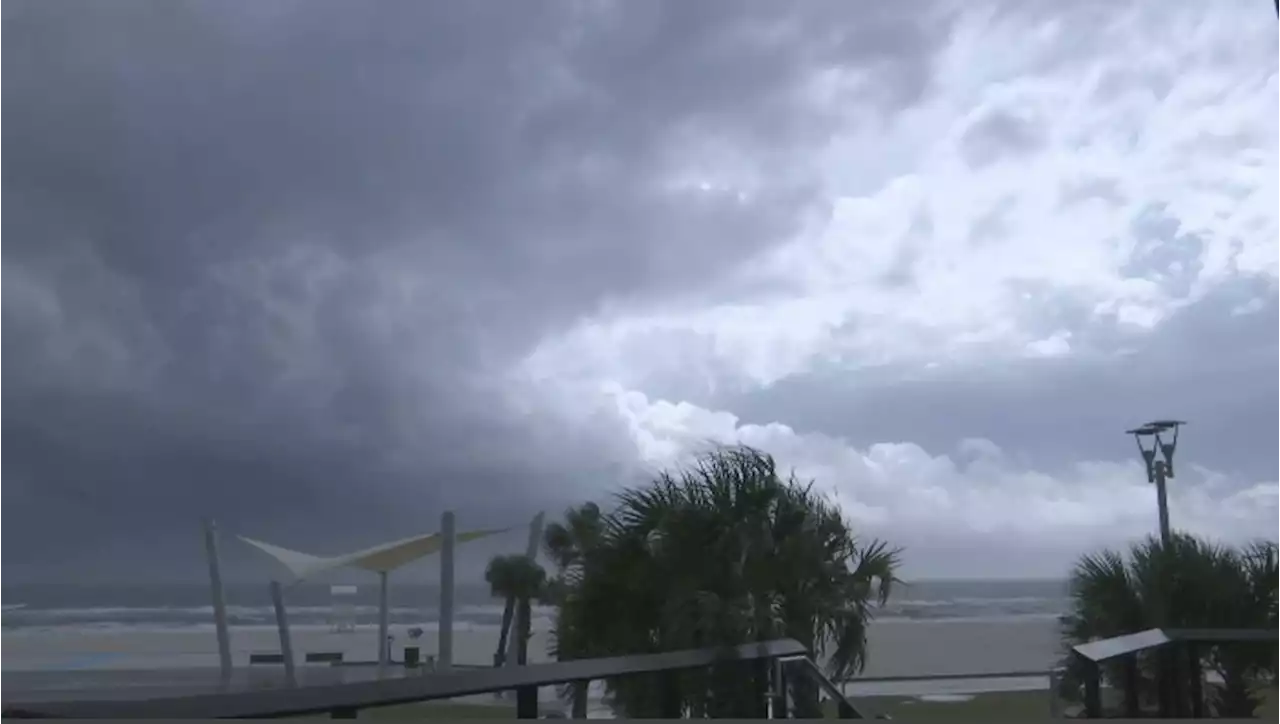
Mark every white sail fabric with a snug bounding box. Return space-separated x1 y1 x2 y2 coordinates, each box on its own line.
238 527 511 580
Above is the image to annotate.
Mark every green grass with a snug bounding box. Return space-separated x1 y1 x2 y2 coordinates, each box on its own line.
344 700 516 719
355 692 1053 720
838 690 1052 720
318 685 1280 720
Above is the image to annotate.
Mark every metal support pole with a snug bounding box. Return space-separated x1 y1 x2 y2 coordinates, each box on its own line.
1082 658 1102 719
378 571 391 673
269 580 297 687
1186 642 1204 718
202 519 234 687
439 510 456 670
771 660 789 719
1154 464 1172 548
506 512 545 668
1153 463 1175 718
516 684 540 719
1122 656 1140 717
750 658 770 718
571 680 589 719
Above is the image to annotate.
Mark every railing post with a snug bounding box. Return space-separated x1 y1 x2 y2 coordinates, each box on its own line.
571 680 590 719
1122 654 1140 717
1156 647 1175 718
1185 642 1204 718
659 670 683 718
1047 667 1063 718
1082 659 1102 719
751 658 771 718
770 660 788 719
516 685 539 719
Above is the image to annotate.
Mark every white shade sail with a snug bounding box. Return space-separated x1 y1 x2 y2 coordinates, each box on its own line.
238 526 511 581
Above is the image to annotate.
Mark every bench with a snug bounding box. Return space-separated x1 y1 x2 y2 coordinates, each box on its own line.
248 652 344 665
305 651 344 664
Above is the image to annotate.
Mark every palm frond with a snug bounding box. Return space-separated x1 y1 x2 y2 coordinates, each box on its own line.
543 444 901 717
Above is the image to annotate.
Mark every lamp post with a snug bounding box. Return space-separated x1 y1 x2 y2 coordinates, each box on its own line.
1127 420 1187 717
1126 420 1185 547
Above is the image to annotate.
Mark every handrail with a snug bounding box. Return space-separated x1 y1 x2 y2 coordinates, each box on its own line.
1067 627 1276 719
782 656 868 719
1072 627 1278 663
3 638 809 719
1072 628 1171 663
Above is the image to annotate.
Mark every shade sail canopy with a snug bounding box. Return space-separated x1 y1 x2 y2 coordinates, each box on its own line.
239 526 511 580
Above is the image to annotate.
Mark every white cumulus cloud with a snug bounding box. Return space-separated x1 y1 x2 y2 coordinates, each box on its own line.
504 0 1278 577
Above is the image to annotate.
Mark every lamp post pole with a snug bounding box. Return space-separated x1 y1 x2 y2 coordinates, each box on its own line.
1126 420 1185 548
1153 461 1171 548
1126 419 1187 717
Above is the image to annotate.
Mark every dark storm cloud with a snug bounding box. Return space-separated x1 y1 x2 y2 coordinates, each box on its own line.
720 280 1280 482
2 0 951 578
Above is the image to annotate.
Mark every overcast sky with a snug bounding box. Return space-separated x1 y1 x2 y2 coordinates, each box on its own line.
4 0 1277 583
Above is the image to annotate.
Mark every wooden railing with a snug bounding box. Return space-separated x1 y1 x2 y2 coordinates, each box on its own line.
3 638 870 720
1069 627 1276 718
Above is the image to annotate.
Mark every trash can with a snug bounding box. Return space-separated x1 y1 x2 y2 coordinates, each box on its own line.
404 646 420 668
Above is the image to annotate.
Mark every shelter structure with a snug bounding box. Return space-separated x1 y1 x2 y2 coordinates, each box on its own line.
238 520 510 669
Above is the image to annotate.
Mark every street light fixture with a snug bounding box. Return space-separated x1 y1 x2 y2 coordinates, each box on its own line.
1126 420 1188 717
1125 420 1186 547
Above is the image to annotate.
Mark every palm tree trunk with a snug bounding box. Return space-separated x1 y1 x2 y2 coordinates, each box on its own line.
516 597 532 665
494 596 515 666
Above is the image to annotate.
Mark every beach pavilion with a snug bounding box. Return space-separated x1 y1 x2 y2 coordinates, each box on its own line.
235 515 513 669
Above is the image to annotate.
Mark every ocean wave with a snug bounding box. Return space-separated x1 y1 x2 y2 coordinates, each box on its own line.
2 582 1065 632
0 603 557 633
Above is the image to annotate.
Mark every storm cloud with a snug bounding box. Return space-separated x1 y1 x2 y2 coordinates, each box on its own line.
3 0 1276 582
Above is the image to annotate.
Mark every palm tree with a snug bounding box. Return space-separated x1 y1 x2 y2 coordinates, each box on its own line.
1057 534 1277 717
545 445 901 718
542 501 604 605
485 554 549 667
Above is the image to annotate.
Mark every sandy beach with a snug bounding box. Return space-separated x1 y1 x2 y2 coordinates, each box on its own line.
2 617 1061 675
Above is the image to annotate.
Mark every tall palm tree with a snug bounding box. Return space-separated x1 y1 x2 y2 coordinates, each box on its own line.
1058 534 1277 717
485 554 549 667
545 445 901 718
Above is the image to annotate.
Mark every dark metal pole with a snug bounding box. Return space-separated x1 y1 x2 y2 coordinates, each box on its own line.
1122 656 1141 717
770 660 789 719
1186 642 1205 718
1082 659 1103 719
571 680 590 719
1154 462 1172 548
439 510 456 670
1152 461 1176 719
269 580 297 688
515 685 539 719
202 519 234 687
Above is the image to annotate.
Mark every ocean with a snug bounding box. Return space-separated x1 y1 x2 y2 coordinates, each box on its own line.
0 578 1068 633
